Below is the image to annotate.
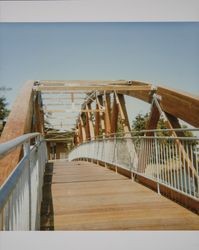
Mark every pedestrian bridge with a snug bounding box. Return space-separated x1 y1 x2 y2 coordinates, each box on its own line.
0 80 199 230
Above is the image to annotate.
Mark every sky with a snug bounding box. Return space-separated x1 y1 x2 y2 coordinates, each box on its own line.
0 22 199 123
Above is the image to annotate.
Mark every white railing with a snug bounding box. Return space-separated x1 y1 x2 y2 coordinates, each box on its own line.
0 133 48 230
69 129 199 201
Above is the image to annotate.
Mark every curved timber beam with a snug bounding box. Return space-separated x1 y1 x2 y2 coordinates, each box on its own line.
0 80 44 185
79 82 199 128
119 85 199 128
156 86 199 128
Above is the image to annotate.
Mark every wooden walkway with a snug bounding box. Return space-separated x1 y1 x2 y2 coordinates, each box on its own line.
41 160 199 230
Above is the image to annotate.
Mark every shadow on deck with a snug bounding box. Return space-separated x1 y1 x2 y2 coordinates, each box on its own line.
40 162 54 230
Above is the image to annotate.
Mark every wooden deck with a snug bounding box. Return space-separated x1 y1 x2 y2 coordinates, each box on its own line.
41 160 199 230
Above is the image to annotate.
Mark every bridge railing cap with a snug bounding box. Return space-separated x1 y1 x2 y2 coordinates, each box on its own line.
0 133 41 159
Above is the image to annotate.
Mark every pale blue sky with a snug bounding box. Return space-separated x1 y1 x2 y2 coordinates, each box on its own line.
0 22 198 122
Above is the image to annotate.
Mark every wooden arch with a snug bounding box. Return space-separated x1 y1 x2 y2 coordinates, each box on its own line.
0 80 198 186
74 81 199 144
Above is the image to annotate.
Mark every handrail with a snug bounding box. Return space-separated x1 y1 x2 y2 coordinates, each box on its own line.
80 128 199 141
0 132 40 159
73 130 199 150
76 136 199 144
0 133 40 207
0 155 27 211
0 132 48 230
69 129 199 213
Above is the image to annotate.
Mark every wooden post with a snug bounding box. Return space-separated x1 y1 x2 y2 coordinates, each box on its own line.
111 93 119 134
164 112 185 137
137 99 160 173
97 96 105 137
85 106 91 140
146 102 160 135
104 93 111 136
86 104 95 140
115 93 130 134
95 101 100 138
77 121 83 143
80 116 86 142
164 112 198 180
34 92 45 134
74 127 80 145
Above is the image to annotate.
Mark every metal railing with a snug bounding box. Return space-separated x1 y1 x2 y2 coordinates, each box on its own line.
69 129 199 201
0 133 48 230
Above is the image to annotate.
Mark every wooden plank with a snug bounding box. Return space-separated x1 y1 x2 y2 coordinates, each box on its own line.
48 160 199 230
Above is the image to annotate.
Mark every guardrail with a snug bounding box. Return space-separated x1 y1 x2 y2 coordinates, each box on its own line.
0 133 48 230
69 129 199 203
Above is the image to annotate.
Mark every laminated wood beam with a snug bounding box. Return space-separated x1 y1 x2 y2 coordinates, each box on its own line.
40 79 131 86
76 127 80 145
84 115 90 141
0 80 34 185
95 102 100 137
97 96 105 137
156 86 199 128
115 93 130 133
85 105 91 140
44 109 103 113
146 102 161 136
104 93 112 136
77 122 83 144
37 85 152 92
139 97 198 180
111 93 119 134
34 92 45 134
137 100 160 172
79 116 86 142
86 104 95 140
73 130 79 146
40 82 199 129
164 112 185 137
164 112 198 180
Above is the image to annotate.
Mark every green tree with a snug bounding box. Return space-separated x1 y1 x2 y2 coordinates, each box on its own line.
131 113 149 135
131 112 194 137
0 96 9 120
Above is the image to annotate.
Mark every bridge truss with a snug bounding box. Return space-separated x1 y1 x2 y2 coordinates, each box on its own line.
0 80 198 229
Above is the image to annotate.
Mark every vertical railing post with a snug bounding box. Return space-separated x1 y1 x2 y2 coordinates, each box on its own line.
36 135 43 230
96 140 99 165
154 132 160 195
23 140 31 230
